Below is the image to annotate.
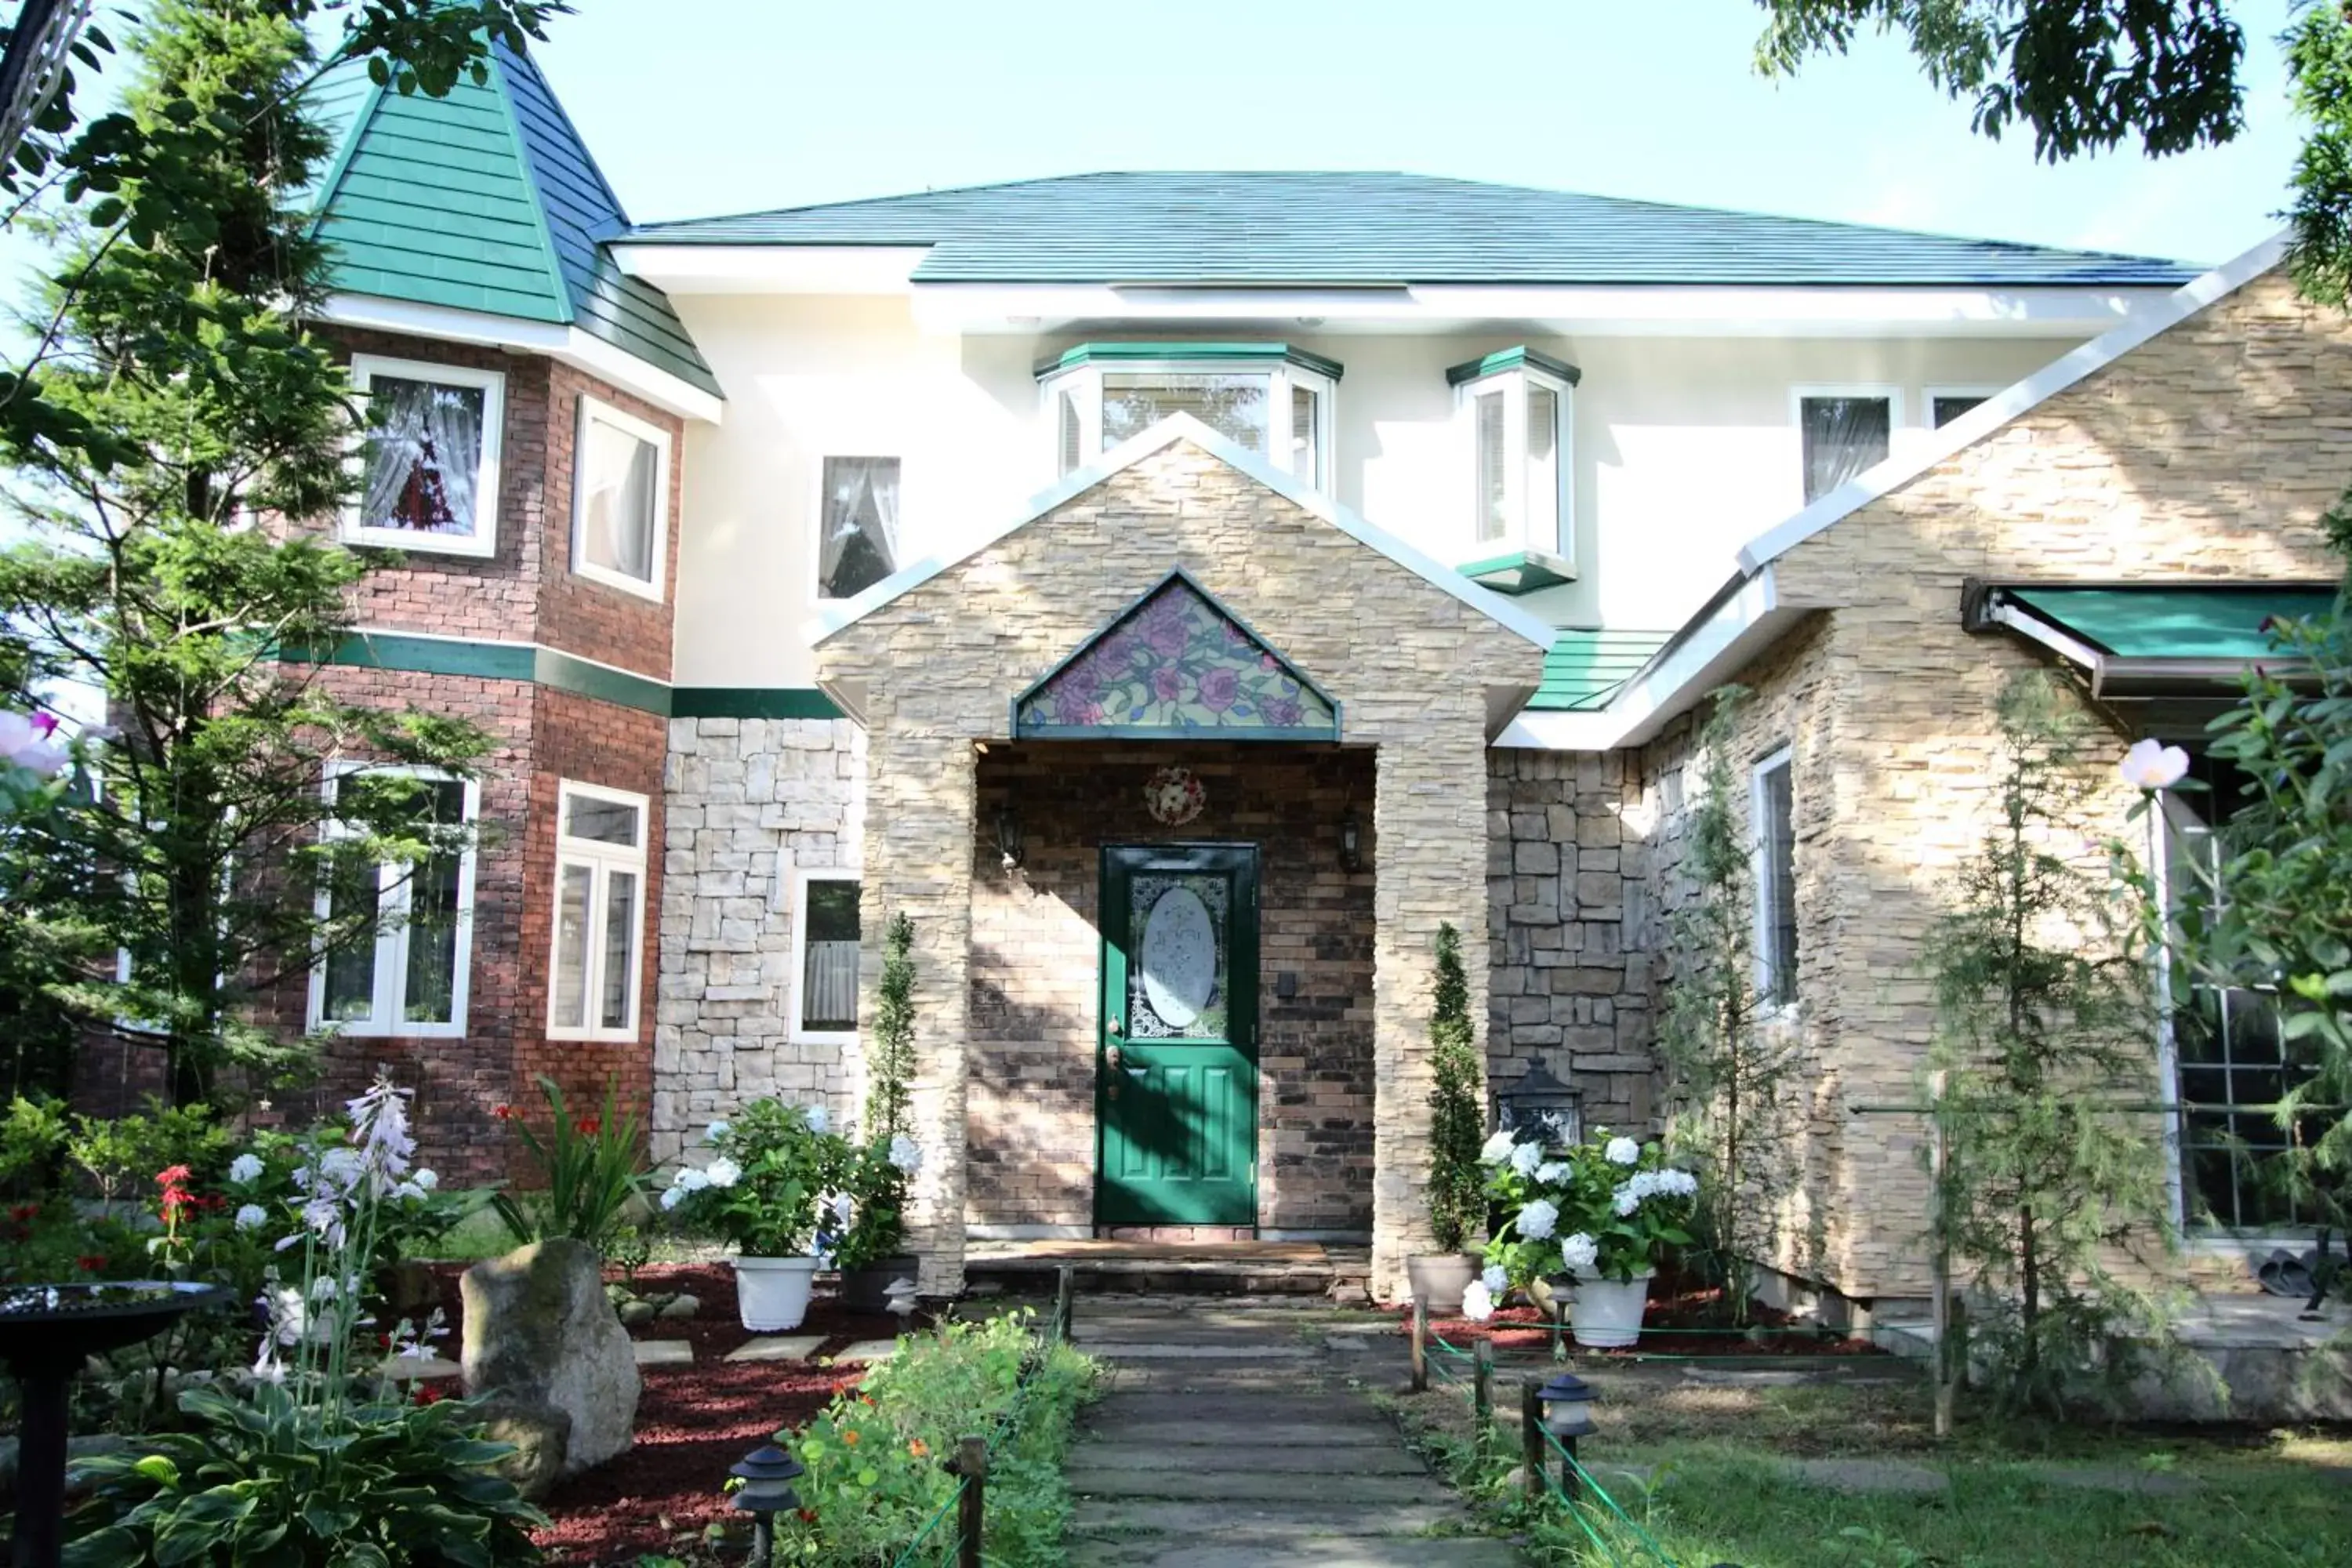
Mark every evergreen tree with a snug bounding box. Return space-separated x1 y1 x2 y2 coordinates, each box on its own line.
865 912 917 1142
1426 922 1485 1254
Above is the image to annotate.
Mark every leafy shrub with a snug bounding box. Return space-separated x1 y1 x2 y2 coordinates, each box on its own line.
776 1311 1094 1567
488 1075 649 1252
1481 1127 1697 1290
830 1132 924 1271
661 1098 844 1257
1425 922 1485 1254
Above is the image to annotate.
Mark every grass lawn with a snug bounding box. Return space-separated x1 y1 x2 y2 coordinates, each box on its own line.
1388 1361 2352 1566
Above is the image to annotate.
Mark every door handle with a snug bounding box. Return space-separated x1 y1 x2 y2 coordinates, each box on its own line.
1105 1044 1122 1069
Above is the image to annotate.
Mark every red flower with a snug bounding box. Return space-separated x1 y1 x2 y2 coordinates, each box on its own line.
154 1165 192 1188
412 1382 446 1406
573 1116 601 1137
797 1509 818 1525
492 1104 516 1122
77 1255 104 1272
8 1203 37 1223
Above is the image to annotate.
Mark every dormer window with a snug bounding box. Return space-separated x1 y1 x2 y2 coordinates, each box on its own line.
1038 343 1338 487
1448 347 1577 593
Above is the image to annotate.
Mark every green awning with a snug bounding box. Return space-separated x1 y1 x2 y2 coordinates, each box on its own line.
1968 582 2339 698
1526 628 1675 711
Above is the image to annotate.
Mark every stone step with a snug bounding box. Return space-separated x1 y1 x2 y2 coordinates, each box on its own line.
1066 1468 1455 1506
1083 1418 1399 1448
1068 1497 1464 1541
1087 1392 1382 1424
1079 1341 1319 1360
1076 1443 1431 1476
1096 1364 1357 1392
1069 1535 1525 1566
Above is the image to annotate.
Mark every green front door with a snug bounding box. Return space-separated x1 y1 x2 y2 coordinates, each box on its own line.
1096 844 1260 1227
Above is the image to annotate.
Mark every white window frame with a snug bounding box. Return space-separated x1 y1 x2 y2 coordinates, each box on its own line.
1750 745 1798 1014
811 455 904 604
343 354 505 559
307 764 479 1039
789 866 862 1044
1039 357 1337 488
1924 384 2002 430
1791 384 1901 509
570 394 671 601
1454 362 1576 568
546 779 649 1043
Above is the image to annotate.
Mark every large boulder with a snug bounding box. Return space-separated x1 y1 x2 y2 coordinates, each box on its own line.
460 1238 638 1478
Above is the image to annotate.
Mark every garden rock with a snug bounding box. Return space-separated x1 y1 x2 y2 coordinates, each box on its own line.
472 1397 572 1502
461 1238 640 1479
658 1293 699 1319
617 1299 656 1327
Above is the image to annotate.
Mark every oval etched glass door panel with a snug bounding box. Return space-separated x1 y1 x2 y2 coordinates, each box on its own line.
1140 886 1217 1031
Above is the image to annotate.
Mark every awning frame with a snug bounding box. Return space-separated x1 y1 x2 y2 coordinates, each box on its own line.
1960 577 2330 699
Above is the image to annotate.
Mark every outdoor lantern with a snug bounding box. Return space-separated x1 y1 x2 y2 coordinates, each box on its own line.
1499 1057 1584 1148
1537 1370 1598 1439
729 1443 806 1568
1338 811 1363 873
995 808 1024 871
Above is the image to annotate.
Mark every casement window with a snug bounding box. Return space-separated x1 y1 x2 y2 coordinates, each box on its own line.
792 870 861 1040
1928 388 1995 429
346 355 504 557
1037 344 1338 488
1448 347 1577 578
548 781 648 1041
310 768 477 1037
818 457 902 601
1796 389 1896 504
572 395 670 598
1751 746 1798 1010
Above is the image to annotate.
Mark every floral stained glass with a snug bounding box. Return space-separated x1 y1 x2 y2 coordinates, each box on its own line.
1128 873 1229 1040
1015 575 1337 737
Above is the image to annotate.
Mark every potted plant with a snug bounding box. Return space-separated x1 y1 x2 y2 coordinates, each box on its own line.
1408 923 1485 1312
1479 1126 1697 1347
662 1099 844 1331
829 910 922 1312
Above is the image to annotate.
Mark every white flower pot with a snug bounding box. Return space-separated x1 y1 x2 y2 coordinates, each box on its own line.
1567 1267 1654 1348
733 1254 819 1332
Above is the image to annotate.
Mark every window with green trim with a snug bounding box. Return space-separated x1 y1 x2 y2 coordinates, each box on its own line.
1454 353 1573 564
1039 348 1334 488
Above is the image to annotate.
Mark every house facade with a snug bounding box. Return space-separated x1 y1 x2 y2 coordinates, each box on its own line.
273 42 2343 1307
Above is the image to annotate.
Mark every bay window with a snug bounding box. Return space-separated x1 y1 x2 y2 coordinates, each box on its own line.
549 781 648 1041
572 395 670 598
347 354 503 557
311 767 477 1037
1449 347 1577 591
1038 343 1338 488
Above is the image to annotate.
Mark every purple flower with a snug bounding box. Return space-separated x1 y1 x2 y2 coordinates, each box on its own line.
1262 697 1303 728
1141 602 1190 659
1055 688 1102 725
1260 653 1278 671
1198 666 1240 712
1151 666 1185 703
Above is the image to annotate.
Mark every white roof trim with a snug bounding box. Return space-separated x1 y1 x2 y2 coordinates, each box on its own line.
803 411 1556 652
316 293 725 425
1495 568 1791 751
1736 231 2289 575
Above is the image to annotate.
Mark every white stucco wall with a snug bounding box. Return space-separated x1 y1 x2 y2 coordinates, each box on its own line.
670 299 2079 684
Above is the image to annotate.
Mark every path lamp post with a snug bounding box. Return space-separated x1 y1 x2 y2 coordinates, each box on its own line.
729 1443 806 1568
1498 1058 1582 1149
1536 1370 1598 1501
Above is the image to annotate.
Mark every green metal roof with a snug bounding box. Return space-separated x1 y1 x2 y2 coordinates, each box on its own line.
310 42 718 398
627 172 2200 290
1446 346 1581 387
1527 629 1675 711
2005 586 2338 660
1033 341 1344 380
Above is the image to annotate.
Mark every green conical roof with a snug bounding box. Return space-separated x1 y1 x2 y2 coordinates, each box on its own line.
310 41 718 399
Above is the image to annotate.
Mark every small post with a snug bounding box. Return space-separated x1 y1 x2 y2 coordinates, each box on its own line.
1472 1334 1494 1428
1928 1068 1954 1441
1519 1381 1543 1502
1054 1265 1075 1346
950 1436 986 1568
1552 1297 1568 1363
1410 1297 1428 1392
1559 1432 1582 1504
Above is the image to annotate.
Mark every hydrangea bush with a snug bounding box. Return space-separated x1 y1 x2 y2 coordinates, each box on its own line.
661 1098 847 1257
1468 1127 1697 1318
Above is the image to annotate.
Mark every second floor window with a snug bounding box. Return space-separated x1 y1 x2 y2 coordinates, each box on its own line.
1449 347 1577 568
819 456 901 601
1798 392 1893 503
347 355 503 557
549 782 648 1041
1039 344 1338 488
573 396 671 597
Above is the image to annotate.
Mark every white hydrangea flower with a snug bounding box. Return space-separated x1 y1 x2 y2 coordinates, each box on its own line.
393 1180 425 1203
234 1203 267 1231
705 1120 730 1143
1482 1264 1509 1294
1479 1130 1518 1164
659 1185 685 1211
1508 1141 1544 1178
1559 1232 1599 1272
705 1157 742 1189
228 1153 263 1186
1461 1280 1494 1323
830 1192 855 1228
412 1168 438 1192
1604 1136 1641 1167
673 1167 710 1193
801 1105 829 1134
1624 1171 1661 1200
1613 1185 1641 1217
1516 1198 1559 1240
1535 1162 1569 1186
888 1134 923 1173
1657 1168 1699 1198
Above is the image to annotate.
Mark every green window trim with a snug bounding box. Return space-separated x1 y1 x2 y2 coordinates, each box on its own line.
1445 346 1581 387
1033 341 1344 382
289 631 843 720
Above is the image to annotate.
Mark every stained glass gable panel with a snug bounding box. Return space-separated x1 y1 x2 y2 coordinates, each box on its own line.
1014 575 1338 738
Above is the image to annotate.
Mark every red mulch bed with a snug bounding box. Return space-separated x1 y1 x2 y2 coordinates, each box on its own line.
428 1262 910 1566
1405 1268 1892 1359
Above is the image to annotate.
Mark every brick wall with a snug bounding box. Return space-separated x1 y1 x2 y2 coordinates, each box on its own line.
967 742 1377 1236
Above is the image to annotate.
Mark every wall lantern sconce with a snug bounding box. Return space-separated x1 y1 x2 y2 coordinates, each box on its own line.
1498 1057 1583 1149
995 808 1024 872
1338 811 1363 873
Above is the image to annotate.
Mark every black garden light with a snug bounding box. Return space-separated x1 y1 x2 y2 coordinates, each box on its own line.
729 1442 806 1567
1499 1057 1583 1148
1537 1370 1598 1498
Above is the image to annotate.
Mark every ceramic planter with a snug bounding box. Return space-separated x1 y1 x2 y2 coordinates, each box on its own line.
840 1253 920 1314
732 1254 819 1331
1405 1253 1479 1314
1566 1266 1654 1348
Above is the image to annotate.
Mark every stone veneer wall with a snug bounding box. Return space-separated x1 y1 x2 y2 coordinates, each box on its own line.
652 715 868 1165
967 742 1376 1237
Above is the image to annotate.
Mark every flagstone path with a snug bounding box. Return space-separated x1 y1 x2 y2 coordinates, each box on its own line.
1062 1298 1524 1567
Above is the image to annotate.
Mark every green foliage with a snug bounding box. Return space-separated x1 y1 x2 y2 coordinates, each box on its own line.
662 1098 845 1258
775 1311 1096 1567
865 912 916 1142
60 1378 545 1568
64 1100 235 1202
1425 922 1486 1254
830 1134 919 1272
1482 1127 1697 1287
488 1076 648 1253
1928 671 2175 1417
1657 685 1799 1322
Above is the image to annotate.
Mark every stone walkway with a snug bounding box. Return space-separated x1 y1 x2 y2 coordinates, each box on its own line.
1063 1298 1523 1567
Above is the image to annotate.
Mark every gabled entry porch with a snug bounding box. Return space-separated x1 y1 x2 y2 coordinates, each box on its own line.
809 415 1550 1301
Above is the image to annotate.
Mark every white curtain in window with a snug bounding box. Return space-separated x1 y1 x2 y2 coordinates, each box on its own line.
1801 397 1889 504
584 419 657 579
361 377 482 535
804 940 859 1028
819 458 901 597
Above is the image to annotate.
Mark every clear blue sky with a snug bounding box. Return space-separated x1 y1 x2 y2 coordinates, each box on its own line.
531 0 2303 267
